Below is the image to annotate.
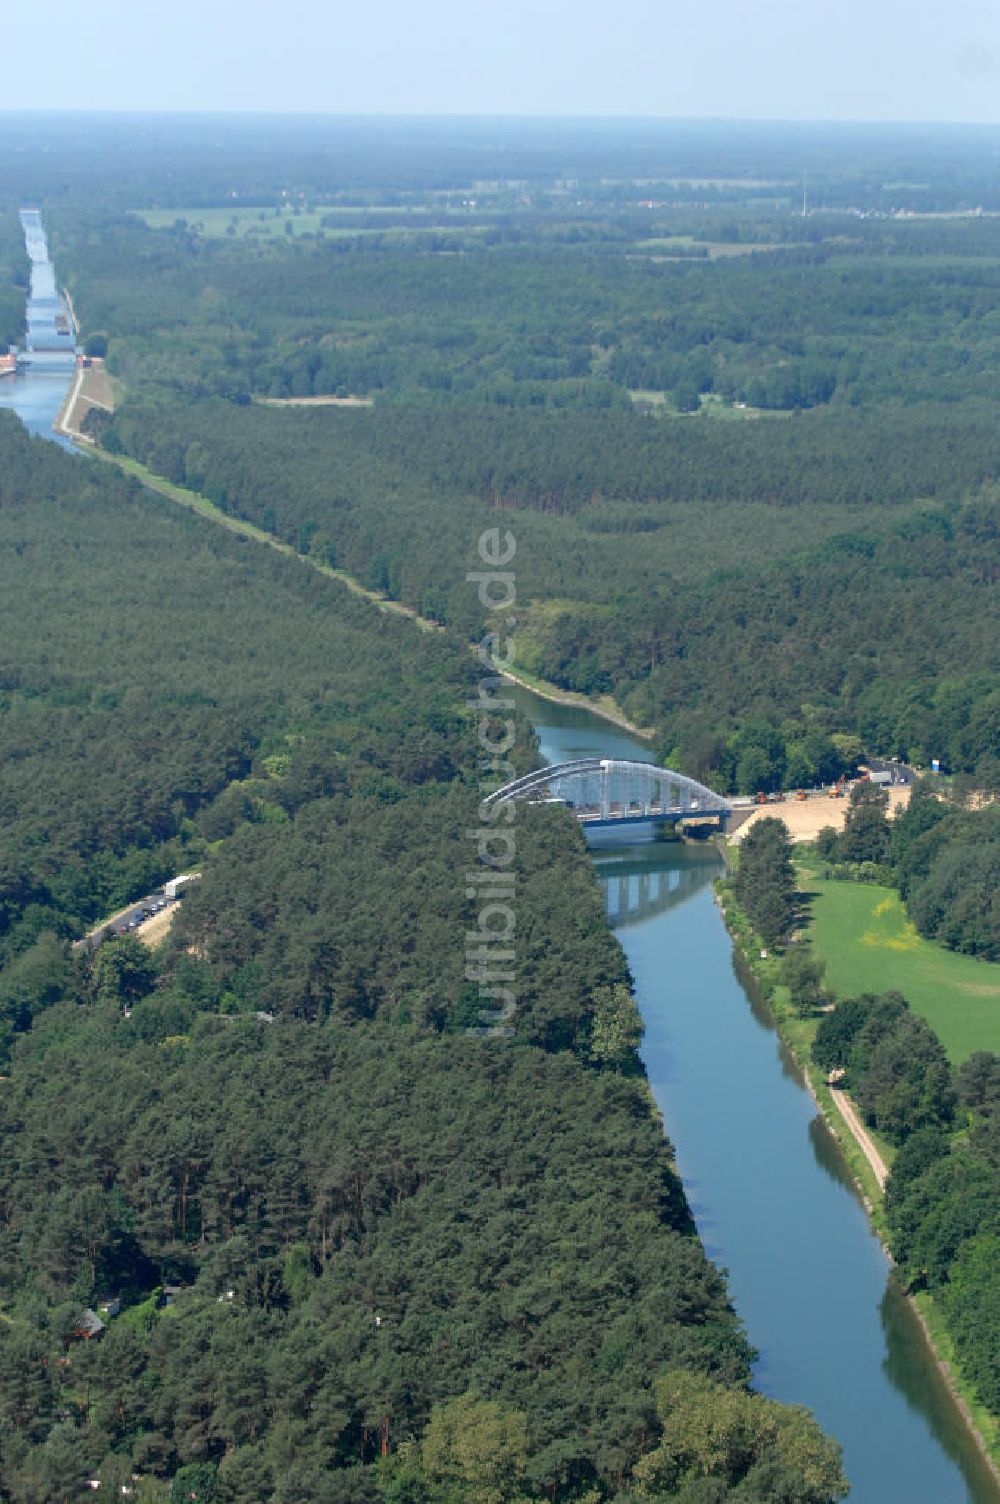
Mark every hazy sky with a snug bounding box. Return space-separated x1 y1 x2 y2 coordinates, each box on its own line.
7 0 1000 121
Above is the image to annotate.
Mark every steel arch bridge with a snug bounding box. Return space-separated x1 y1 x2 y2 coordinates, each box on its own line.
482 758 731 829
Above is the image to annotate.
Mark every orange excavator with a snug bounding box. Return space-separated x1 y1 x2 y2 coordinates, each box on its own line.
828 774 847 798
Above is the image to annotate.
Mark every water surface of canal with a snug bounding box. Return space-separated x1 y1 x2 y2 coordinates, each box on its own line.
512 682 997 1504
0 208 76 448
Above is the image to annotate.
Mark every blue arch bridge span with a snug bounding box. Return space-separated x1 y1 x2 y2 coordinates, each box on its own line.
483 758 732 831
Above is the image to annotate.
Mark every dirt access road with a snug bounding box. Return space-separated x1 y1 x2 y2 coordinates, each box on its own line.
254 394 373 408
828 1083 889 1190
55 358 115 442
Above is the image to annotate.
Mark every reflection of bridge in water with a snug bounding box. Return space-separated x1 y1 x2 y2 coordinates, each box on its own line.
593 850 720 928
483 758 731 830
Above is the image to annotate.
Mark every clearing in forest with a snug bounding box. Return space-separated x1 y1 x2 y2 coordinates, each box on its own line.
806 879 1000 1061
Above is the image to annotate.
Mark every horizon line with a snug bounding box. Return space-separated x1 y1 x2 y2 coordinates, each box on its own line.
0 109 999 130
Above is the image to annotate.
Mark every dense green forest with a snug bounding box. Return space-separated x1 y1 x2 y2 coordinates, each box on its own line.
40 170 998 793
0 411 471 986
0 418 847 1501
894 801 1000 961
0 215 26 351
52 205 1000 412
94 395 1000 792
37 138 1000 1110
3 118 998 799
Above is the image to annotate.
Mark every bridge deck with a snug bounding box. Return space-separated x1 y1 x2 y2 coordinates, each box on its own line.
578 809 727 827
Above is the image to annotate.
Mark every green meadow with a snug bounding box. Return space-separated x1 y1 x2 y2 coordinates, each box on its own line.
806 878 1000 1062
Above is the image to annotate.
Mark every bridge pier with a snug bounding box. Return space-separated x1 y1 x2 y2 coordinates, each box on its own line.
681 822 717 841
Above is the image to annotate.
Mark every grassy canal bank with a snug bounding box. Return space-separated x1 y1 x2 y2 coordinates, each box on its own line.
494 663 654 740
82 449 444 631
81 445 655 741
716 859 1000 1483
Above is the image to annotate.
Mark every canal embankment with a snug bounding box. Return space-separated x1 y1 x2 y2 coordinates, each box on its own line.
715 877 1000 1489
55 356 115 442
496 665 653 739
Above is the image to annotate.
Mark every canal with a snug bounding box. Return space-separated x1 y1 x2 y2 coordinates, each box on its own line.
0 364 76 449
511 682 998 1504
0 208 76 449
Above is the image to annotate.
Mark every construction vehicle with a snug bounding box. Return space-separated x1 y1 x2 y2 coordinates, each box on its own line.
795 789 807 800
754 791 769 805
828 775 847 798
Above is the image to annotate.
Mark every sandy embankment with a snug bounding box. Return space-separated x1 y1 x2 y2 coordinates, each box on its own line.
136 902 181 949
731 785 911 844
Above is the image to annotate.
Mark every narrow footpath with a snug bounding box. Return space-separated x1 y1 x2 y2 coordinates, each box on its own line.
828 1083 889 1190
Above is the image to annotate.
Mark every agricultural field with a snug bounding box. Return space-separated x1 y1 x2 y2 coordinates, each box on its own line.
132 205 495 241
134 205 330 236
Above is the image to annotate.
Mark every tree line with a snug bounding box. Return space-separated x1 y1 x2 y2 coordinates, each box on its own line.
815 997 1000 1419
818 783 1000 962
0 212 26 351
